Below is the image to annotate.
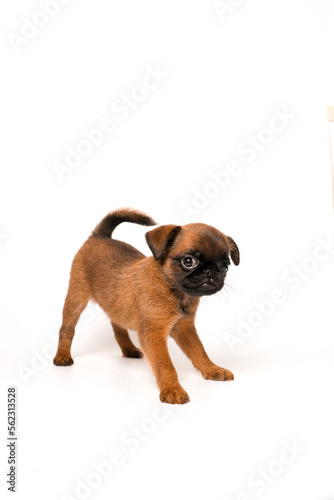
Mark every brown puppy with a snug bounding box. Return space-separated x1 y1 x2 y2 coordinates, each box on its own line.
53 209 240 404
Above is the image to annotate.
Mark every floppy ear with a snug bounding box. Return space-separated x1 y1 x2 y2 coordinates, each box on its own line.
145 225 181 260
227 236 240 265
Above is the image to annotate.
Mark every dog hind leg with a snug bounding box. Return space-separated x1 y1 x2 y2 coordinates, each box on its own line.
112 322 143 358
53 278 90 366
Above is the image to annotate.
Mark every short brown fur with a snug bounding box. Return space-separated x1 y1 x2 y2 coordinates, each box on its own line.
54 209 239 404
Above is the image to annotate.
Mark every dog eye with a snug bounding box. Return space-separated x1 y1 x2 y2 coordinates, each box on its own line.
221 261 230 272
181 256 198 269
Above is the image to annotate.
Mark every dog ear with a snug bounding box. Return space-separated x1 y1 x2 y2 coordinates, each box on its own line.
145 225 181 260
227 236 240 265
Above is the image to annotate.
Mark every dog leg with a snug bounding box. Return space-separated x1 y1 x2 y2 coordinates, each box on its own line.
138 328 190 404
53 286 89 366
112 323 143 358
171 318 234 381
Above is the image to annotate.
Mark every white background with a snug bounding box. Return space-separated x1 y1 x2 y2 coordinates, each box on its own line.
1 1 334 499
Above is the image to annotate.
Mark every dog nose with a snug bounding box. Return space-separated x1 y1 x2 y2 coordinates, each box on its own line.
204 269 214 281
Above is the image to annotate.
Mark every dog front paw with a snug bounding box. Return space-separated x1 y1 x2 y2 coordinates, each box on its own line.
159 386 190 405
202 366 234 381
53 354 74 366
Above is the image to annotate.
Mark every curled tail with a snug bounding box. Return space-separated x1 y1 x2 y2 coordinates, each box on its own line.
92 209 157 239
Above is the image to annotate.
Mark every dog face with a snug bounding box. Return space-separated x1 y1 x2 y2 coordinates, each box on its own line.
145 223 239 297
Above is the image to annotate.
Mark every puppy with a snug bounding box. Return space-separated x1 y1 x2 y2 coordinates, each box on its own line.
53 209 240 404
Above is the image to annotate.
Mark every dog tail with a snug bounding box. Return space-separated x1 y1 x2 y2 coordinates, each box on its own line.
92 209 157 239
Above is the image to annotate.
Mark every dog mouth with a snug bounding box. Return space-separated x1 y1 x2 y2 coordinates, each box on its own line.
182 280 222 296
177 266 225 296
